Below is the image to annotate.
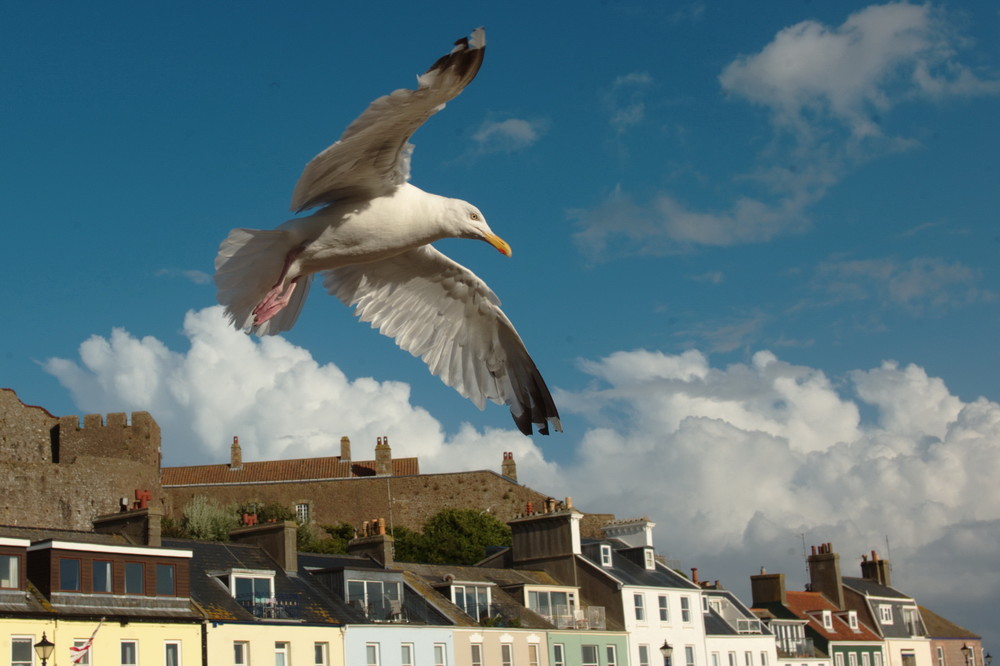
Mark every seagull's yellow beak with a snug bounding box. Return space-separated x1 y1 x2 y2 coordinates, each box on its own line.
485 232 512 257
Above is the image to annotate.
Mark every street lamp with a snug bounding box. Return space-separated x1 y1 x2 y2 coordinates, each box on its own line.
34 633 55 666
983 653 991 666
961 645 973 666
661 641 674 666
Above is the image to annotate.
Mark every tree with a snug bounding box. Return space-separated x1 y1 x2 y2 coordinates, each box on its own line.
182 495 239 541
395 509 512 565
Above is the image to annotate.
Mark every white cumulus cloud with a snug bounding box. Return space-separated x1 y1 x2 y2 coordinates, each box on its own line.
44 310 1000 647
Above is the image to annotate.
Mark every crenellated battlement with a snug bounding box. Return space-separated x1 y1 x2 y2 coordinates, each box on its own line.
0 389 164 531
56 411 160 466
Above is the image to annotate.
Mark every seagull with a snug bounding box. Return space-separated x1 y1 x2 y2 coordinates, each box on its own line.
214 28 561 436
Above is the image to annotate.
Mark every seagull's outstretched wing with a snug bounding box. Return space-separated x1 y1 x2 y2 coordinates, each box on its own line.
291 28 486 212
323 245 561 435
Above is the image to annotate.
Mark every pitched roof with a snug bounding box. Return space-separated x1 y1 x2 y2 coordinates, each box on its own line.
165 538 351 624
162 455 419 486
919 606 981 639
843 576 912 600
785 590 881 641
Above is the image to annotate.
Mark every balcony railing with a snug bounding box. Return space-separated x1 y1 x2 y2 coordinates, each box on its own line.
777 637 815 658
349 595 408 623
547 605 607 630
236 593 300 620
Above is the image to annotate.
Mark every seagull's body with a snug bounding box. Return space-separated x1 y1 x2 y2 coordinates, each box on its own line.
214 28 562 435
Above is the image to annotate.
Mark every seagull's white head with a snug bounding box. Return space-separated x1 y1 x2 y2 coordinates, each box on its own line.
451 200 511 257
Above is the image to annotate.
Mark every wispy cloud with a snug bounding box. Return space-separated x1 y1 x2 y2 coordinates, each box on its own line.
814 256 995 314
471 117 546 154
573 3 1000 258
155 268 212 285
606 72 654 135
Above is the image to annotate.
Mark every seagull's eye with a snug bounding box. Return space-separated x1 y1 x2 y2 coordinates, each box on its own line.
470 212 479 221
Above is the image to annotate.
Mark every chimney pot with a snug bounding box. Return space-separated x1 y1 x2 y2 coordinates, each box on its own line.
565 496 573 509
692 567 699 583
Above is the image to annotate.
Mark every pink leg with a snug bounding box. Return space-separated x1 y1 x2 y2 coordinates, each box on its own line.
252 246 303 325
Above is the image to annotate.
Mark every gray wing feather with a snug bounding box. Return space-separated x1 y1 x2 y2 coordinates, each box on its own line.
291 28 486 211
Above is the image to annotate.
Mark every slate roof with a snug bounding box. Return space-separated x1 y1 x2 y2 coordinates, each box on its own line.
703 589 774 637
918 606 980 640
580 539 700 590
163 455 419 485
163 538 348 625
397 562 556 629
843 576 911 599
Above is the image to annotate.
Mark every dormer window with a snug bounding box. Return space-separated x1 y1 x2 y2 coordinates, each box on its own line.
821 610 833 630
0 553 20 589
848 611 859 630
879 605 893 624
348 578 403 622
644 548 656 570
600 544 613 567
452 583 492 621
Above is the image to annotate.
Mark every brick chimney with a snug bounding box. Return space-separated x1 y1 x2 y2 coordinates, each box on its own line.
93 506 163 547
860 550 891 586
375 436 392 476
340 435 351 462
230 520 298 572
348 518 394 567
229 436 242 471
750 569 787 606
501 451 517 481
807 542 845 609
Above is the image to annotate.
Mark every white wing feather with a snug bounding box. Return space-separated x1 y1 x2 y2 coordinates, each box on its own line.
322 245 560 434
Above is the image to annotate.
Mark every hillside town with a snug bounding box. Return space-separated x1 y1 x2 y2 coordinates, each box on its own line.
0 389 987 666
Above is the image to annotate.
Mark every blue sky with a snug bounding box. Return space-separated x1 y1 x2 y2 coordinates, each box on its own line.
3 0 999 650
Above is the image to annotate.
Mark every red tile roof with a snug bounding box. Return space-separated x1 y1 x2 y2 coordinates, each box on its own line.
162 455 419 486
785 591 881 641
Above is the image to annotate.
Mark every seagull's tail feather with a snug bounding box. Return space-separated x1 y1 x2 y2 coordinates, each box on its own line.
214 228 312 336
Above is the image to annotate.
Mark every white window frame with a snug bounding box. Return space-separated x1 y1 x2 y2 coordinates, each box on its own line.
582 644 599 666
553 643 566 666
315 642 329 666
850 653 859 666
434 642 447 666
607 644 618 666
164 640 181 666
712 653 721 666
879 605 893 624
681 595 692 622
274 642 290 666
11 636 33 666
638 645 651 666
234 641 249 666
634 592 646 621
600 544 613 566
761 652 769 666
529 643 541 666
471 643 484 666
644 548 656 569
686 645 696 666
836 655 845 666
73 638 93 666
863 654 871 666
295 502 311 523
937 649 945 666
659 594 670 622
400 643 413 666
366 643 380 666
746 651 754 666
452 583 492 621
848 611 859 630
822 610 833 630
120 639 138 666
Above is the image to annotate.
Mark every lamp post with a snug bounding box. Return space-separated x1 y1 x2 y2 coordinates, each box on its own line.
983 653 991 666
961 645 973 666
34 633 55 666
661 641 674 666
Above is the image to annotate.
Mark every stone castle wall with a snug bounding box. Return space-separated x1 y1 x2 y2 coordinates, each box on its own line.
0 389 163 530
